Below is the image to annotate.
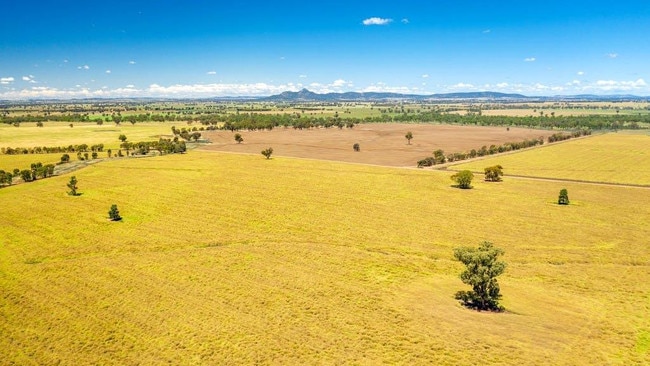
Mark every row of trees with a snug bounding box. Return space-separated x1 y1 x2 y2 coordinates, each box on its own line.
4 108 647 130
2 143 105 155
417 130 591 168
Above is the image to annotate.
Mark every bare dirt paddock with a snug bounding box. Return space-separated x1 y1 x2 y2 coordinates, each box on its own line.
201 124 557 167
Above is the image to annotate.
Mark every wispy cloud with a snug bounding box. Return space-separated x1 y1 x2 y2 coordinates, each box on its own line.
77 65 90 70
362 17 393 26
207 71 217 75
129 60 136 64
482 29 491 34
1 77 14 84
299 74 307 78
607 53 618 59
577 71 585 76
524 57 536 62
401 18 409 24
421 74 429 78
449 82 476 90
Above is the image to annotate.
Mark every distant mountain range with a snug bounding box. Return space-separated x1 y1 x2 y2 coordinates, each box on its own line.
259 88 650 102
2 89 649 104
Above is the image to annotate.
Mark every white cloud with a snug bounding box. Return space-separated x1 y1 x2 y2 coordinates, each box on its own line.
577 71 585 76
482 29 491 34
496 82 509 88
448 82 476 90
524 57 536 62
332 79 348 87
401 18 409 24
590 78 646 91
361 84 414 93
105 70 111 74
299 74 307 78
22 76 31 81
607 53 618 59
63 59 69 63
1 77 14 84
421 74 429 78
129 60 136 64
125 84 135 88
362 17 393 26
207 71 217 75
77 65 90 70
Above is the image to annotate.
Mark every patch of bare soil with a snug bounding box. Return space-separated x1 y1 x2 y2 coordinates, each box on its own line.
200 124 556 167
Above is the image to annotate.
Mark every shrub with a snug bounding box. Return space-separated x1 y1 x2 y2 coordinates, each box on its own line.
108 204 122 221
558 189 569 205
451 170 474 189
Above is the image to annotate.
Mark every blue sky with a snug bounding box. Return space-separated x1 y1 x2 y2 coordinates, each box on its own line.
1 0 649 99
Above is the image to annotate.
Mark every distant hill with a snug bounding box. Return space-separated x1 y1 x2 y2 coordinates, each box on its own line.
261 89 530 102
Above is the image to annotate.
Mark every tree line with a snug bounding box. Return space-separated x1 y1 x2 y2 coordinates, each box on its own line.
417 129 591 168
3 108 648 131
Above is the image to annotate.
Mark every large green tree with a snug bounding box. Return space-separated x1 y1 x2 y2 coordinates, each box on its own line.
453 241 506 311
67 176 79 196
451 170 474 189
484 165 504 182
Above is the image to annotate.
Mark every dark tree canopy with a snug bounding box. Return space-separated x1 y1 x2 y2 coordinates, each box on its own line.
453 241 506 312
484 165 504 182
234 133 243 144
108 204 122 221
353 143 360 152
405 131 413 144
67 176 79 196
558 188 570 205
451 170 474 189
261 147 274 159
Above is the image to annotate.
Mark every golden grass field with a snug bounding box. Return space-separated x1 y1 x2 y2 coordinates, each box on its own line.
450 132 650 186
0 121 176 149
1 135 649 364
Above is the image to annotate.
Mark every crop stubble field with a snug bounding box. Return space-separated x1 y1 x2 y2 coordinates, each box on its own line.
0 124 649 364
202 124 556 167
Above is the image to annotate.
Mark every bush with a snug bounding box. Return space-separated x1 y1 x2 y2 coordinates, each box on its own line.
484 165 504 182
451 170 474 189
261 147 273 159
558 189 569 205
353 143 360 152
108 204 122 221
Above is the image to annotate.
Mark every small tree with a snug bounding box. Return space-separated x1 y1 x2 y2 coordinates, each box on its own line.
353 143 360 152
484 165 504 182
118 134 127 143
67 176 79 196
60 154 70 163
405 131 413 145
453 241 506 311
36 121 44 127
261 147 273 159
234 133 243 144
558 188 569 205
451 170 474 189
108 204 122 221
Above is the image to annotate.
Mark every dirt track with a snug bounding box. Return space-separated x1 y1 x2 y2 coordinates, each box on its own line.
201 124 556 167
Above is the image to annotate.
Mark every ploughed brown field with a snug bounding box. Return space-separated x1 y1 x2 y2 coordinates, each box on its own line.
201 123 558 167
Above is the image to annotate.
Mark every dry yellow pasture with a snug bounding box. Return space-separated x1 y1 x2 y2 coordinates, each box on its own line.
451 132 650 186
1 151 649 364
0 121 177 149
